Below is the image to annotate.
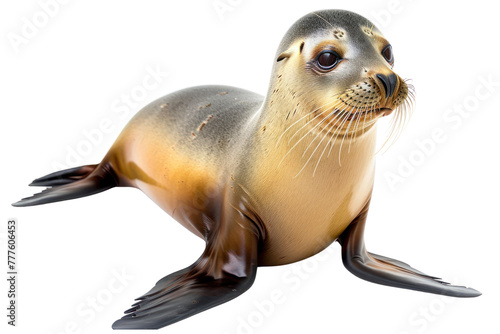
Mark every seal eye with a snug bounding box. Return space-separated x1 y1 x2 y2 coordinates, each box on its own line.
382 45 394 65
317 51 341 70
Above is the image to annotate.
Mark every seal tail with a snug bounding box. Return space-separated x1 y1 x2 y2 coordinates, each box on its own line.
12 163 117 207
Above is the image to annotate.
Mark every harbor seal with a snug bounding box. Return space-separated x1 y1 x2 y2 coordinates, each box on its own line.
13 9 480 330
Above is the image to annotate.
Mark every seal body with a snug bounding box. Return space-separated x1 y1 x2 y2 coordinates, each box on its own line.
107 85 376 266
14 9 480 330
107 86 264 239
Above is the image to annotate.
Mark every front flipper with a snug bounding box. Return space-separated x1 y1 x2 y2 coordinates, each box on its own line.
113 204 262 329
112 268 255 329
338 203 481 297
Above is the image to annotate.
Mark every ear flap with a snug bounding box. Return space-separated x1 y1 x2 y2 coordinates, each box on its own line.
276 50 292 62
276 41 304 62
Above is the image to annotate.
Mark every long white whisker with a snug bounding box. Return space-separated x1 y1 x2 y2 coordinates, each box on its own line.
278 100 341 166
296 109 347 177
301 103 349 157
312 108 351 176
327 104 352 158
338 101 361 164
349 103 366 153
286 98 341 145
276 91 348 148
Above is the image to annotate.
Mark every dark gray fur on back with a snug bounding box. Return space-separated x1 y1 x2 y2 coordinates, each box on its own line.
134 85 263 158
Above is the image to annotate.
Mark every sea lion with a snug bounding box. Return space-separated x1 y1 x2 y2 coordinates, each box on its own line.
13 9 480 330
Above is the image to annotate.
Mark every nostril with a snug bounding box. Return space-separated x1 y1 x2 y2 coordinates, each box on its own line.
376 73 397 99
376 74 389 98
388 74 397 96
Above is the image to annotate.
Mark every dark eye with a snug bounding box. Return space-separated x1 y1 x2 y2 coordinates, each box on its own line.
382 45 394 65
316 51 341 70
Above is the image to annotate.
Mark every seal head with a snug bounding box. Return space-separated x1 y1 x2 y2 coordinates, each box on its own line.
270 10 411 136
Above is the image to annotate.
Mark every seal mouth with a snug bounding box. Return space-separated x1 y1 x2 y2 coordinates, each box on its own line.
341 107 394 121
374 107 394 117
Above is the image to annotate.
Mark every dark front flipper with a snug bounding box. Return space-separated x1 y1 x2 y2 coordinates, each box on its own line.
338 203 481 297
113 202 262 329
112 267 256 329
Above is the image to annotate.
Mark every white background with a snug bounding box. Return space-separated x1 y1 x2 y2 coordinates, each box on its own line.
1 1 499 333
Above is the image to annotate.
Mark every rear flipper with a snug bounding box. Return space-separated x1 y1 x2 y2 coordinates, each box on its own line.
338 203 481 297
113 202 261 330
12 163 116 207
29 164 98 187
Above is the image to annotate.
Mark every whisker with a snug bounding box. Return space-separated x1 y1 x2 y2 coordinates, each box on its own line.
338 101 361 164
349 104 366 153
327 104 352 158
278 100 341 166
311 12 335 29
300 100 350 158
275 91 343 147
301 109 338 157
324 104 352 164
295 110 343 177
312 108 352 176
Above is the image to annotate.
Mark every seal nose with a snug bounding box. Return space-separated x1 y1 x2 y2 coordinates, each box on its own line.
376 73 398 99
